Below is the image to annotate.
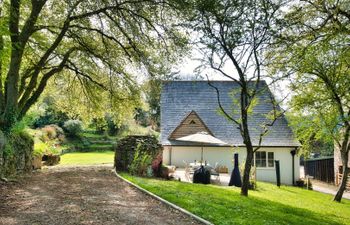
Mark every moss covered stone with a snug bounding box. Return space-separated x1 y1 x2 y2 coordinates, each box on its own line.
0 131 34 177
114 135 161 174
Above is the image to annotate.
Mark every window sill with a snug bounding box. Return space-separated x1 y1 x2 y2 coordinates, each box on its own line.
256 167 275 170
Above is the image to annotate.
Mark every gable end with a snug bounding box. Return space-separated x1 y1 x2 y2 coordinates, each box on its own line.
168 111 213 140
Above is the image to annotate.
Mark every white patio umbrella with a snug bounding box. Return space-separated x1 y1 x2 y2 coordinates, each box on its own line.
176 132 228 163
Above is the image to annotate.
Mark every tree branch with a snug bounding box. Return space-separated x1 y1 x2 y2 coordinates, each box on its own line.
65 60 106 90
206 76 242 131
19 48 76 118
18 18 71 108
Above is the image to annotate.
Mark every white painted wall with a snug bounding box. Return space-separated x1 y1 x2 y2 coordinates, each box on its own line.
163 146 300 185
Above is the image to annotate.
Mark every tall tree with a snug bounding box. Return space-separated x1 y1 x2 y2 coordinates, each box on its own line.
271 0 350 202
0 0 187 133
188 0 285 196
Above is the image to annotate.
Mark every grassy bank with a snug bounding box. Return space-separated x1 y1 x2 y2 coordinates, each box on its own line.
120 173 350 225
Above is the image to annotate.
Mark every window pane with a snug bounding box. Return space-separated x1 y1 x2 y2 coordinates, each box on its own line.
255 151 266 167
268 152 274 167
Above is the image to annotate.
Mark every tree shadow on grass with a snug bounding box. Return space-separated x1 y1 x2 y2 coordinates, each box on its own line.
150 181 348 225
193 193 344 225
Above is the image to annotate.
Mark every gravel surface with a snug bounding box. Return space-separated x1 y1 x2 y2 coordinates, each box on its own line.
0 166 201 225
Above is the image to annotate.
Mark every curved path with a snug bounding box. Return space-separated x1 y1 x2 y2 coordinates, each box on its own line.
0 166 201 225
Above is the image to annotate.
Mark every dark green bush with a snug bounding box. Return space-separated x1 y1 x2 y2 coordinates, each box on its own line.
33 108 70 128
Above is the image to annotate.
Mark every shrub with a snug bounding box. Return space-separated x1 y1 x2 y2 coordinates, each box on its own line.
63 120 83 137
42 126 57 139
33 142 48 157
41 124 64 140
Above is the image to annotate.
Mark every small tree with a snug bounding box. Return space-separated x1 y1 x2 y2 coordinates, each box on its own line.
188 0 285 196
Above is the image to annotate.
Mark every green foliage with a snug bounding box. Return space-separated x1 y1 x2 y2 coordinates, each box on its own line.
3 141 13 158
287 113 334 157
33 142 48 157
89 118 106 134
106 116 119 136
63 120 83 137
143 78 164 130
8 113 37 135
129 143 153 176
134 108 149 127
270 1 350 158
122 174 350 225
29 126 64 157
32 107 70 128
89 115 120 136
0 0 189 131
118 119 159 138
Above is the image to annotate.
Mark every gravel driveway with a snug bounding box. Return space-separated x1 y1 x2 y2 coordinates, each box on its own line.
0 166 201 225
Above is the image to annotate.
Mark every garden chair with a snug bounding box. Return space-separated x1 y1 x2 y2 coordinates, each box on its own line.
210 162 221 184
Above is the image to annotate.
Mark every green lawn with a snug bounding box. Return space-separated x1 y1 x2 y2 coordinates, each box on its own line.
121 174 350 225
60 151 114 165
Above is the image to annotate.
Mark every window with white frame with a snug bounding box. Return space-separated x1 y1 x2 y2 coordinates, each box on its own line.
255 151 274 168
268 152 274 167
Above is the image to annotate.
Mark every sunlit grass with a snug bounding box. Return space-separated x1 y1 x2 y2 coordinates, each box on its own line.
60 151 114 165
121 173 350 225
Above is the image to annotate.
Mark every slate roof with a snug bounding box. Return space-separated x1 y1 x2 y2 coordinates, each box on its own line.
160 80 300 147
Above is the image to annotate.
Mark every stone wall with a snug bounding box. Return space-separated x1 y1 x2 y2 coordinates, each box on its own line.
114 135 161 171
0 131 5 175
0 131 34 178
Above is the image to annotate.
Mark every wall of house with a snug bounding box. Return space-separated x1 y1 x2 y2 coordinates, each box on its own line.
163 146 300 185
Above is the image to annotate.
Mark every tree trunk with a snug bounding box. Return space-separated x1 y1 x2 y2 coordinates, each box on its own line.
241 147 254 196
240 84 254 196
2 51 22 132
334 152 349 202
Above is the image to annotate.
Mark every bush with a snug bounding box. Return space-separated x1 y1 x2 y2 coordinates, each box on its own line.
41 124 64 140
42 126 57 139
63 120 83 137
